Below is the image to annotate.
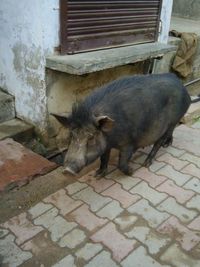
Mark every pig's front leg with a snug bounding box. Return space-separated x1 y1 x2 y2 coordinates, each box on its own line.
118 146 134 176
95 149 111 177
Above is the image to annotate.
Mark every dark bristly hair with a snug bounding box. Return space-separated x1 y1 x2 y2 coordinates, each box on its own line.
70 101 92 128
69 75 143 128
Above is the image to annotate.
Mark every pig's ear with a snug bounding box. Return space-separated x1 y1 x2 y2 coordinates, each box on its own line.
50 113 71 128
95 115 114 132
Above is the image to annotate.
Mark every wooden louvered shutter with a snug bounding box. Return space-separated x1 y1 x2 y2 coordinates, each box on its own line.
60 0 162 54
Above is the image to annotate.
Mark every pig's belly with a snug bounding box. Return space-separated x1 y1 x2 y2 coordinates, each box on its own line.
136 122 169 148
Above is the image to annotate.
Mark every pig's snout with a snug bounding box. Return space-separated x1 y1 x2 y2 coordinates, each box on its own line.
63 166 77 176
63 160 82 176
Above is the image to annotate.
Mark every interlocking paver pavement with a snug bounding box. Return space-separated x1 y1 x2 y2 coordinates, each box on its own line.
158 216 200 251
1 122 200 267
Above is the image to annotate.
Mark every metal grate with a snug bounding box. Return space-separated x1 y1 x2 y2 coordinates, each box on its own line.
60 0 162 54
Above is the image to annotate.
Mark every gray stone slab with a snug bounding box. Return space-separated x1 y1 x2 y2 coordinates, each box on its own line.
46 42 176 75
0 118 34 142
0 90 15 123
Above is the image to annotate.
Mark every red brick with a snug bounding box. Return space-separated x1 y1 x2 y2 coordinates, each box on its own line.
188 216 200 231
133 167 167 187
157 153 188 170
90 222 136 262
157 180 195 204
157 216 200 251
44 189 83 215
68 204 107 231
79 172 115 193
181 164 200 179
0 138 57 191
101 183 140 208
2 212 43 245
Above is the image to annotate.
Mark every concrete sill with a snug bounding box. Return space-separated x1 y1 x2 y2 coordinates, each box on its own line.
46 42 176 75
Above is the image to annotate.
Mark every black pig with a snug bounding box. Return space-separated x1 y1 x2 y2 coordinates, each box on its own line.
52 73 191 176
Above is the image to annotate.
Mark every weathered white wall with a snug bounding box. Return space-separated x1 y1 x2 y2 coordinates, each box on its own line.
158 0 173 43
0 0 59 132
0 0 172 134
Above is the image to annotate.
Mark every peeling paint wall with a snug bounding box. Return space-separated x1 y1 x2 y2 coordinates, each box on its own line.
0 0 172 135
0 0 59 132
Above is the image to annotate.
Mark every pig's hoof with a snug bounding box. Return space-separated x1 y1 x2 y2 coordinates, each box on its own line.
125 168 133 176
95 168 107 177
120 166 133 176
162 136 173 148
143 159 152 168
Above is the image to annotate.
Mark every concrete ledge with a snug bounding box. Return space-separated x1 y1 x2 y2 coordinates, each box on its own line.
0 90 15 123
46 42 176 75
0 118 34 143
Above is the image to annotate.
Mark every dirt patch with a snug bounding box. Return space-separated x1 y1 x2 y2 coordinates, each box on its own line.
0 152 109 223
0 167 75 223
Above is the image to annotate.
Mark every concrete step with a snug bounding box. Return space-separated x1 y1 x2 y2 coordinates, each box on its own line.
0 90 15 123
0 138 57 192
0 118 34 143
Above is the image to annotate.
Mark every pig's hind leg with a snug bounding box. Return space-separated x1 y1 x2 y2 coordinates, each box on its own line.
95 149 111 177
162 135 173 147
143 126 175 167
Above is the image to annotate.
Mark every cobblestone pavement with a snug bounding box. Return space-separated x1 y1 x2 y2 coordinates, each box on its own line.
1 122 200 267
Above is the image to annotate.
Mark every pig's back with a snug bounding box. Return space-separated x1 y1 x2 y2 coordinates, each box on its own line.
86 73 190 119
83 73 191 147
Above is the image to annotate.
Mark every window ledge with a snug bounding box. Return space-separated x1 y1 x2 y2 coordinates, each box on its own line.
46 42 176 75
